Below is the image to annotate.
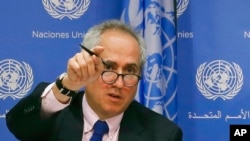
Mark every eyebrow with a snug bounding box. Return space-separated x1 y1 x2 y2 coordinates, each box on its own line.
105 60 140 70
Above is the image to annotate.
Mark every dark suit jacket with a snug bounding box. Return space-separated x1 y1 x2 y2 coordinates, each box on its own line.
6 82 182 141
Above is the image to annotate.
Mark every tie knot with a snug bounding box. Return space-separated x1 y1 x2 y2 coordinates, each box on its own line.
93 120 109 136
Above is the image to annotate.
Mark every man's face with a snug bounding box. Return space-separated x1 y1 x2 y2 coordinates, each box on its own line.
85 29 141 119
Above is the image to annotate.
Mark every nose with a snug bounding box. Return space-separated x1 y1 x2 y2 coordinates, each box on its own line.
112 75 124 88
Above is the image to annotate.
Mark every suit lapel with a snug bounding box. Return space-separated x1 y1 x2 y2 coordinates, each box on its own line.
57 114 83 141
118 101 145 141
54 93 84 141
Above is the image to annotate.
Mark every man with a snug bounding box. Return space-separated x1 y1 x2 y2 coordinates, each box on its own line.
6 20 182 141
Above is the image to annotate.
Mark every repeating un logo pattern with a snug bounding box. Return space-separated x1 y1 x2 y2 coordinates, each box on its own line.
176 0 189 18
42 0 90 20
196 60 243 100
121 0 189 120
0 59 33 100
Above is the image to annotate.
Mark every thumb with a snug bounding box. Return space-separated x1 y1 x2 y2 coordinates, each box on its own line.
92 46 105 56
92 46 105 73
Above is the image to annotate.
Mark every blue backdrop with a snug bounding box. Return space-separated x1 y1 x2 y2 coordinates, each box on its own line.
1 0 250 141
177 0 250 141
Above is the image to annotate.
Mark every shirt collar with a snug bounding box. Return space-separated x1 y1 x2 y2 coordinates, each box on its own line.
82 93 124 135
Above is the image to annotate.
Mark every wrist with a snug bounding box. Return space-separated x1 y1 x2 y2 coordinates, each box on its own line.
55 73 79 97
52 85 71 104
61 74 82 91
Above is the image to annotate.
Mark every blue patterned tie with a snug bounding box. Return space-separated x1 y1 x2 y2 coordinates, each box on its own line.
90 120 109 141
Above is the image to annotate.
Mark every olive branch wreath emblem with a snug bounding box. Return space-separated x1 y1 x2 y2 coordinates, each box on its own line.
0 61 33 100
42 0 90 20
176 0 189 18
196 62 243 100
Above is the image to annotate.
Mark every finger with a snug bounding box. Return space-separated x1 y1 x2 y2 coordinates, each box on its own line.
93 56 104 73
82 53 96 77
67 56 82 81
85 46 105 76
68 52 89 80
67 67 79 82
75 52 90 80
92 46 105 72
77 51 100 81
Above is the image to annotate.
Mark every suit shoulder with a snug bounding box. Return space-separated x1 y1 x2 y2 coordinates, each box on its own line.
128 101 180 129
126 101 183 139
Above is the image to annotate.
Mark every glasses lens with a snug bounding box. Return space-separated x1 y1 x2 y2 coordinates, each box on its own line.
102 71 117 84
123 75 138 86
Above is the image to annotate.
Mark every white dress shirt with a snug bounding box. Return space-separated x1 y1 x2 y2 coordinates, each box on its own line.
41 83 123 141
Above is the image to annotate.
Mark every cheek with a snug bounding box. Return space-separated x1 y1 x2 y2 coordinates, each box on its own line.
124 86 138 101
91 77 105 86
86 78 105 93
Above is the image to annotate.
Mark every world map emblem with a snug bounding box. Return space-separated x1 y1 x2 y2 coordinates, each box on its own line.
42 0 90 20
0 59 33 100
196 60 243 100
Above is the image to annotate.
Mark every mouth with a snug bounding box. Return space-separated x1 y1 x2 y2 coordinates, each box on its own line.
107 93 122 102
108 93 121 98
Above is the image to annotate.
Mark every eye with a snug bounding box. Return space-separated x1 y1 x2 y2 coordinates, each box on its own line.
104 64 111 70
104 62 114 71
126 67 136 74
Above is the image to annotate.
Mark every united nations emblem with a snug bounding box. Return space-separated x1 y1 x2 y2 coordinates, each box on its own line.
42 0 90 20
176 0 189 18
196 60 243 100
0 59 33 100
